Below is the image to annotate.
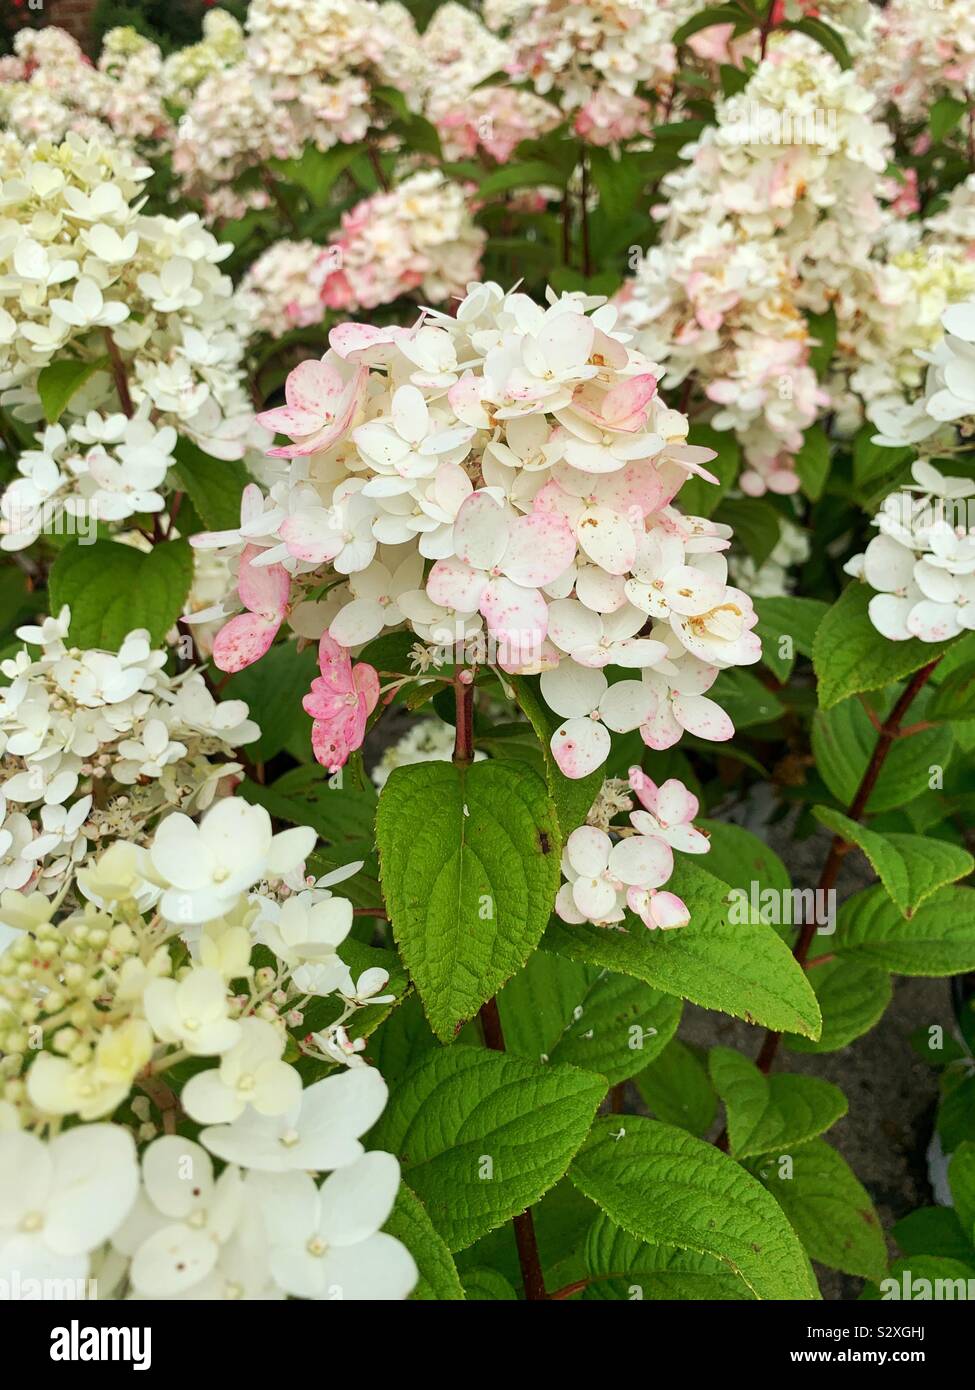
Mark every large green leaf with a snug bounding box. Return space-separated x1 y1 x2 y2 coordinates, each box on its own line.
633 1039 717 1137
370 1046 604 1251
753 1139 886 1282
786 958 892 1054
812 695 953 813
544 862 821 1039
37 356 109 424
754 596 827 683
377 760 560 1040
794 423 830 502
171 438 250 532
49 538 193 650
813 585 952 710
384 1183 465 1301
498 950 681 1085
581 1213 754 1300
224 642 318 763
569 1117 819 1300
813 807 973 917
949 1143 975 1244
708 1048 847 1158
834 885 975 976
696 819 791 900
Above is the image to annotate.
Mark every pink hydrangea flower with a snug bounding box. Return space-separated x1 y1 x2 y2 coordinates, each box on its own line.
303 634 380 773
256 353 367 459
212 545 289 673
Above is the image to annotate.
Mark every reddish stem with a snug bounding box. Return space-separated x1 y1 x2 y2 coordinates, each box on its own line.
478 997 547 1300
103 330 133 418
752 659 941 1078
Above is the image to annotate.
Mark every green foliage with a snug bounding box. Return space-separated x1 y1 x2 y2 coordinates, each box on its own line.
570 1117 820 1300
371 1045 605 1251
49 538 193 649
376 760 561 1040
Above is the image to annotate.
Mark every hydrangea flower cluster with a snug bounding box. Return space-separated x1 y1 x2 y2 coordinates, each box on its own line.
845 461 975 643
0 609 258 894
491 0 692 144
171 0 427 216
0 795 415 1300
0 132 265 464
555 767 709 929
0 26 170 151
1 411 178 550
159 9 248 110
240 172 486 329
856 0 975 123
421 3 560 160
199 281 761 786
617 34 894 495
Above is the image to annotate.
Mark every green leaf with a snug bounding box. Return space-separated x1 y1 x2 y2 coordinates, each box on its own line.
569 1116 819 1300
223 643 318 763
376 760 560 1041
794 424 830 502
813 584 952 710
582 1213 754 1299
587 146 648 226
787 958 891 1054
929 661 975 721
781 17 851 67
269 142 359 206
633 1038 717 1137
708 668 785 728
715 497 781 568
863 1255 975 1300
754 1139 886 1282
243 763 376 846
370 1045 605 1251
754 596 827 682
477 160 567 199
384 1183 465 1301
805 307 837 379
696 819 791 900
367 995 439 1089
812 806 973 917
674 5 756 46
508 673 601 839
930 95 968 143
544 862 822 1039
49 538 192 650
834 885 975 976
893 1207 974 1264
36 357 108 424
708 1048 847 1159
811 695 952 813
170 438 250 532
675 424 740 517
461 1268 517 1300
498 950 681 1085
948 1143 975 1244
852 427 913 493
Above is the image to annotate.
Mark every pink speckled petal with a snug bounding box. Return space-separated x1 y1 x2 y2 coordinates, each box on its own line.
480 575 549 647
673 692 734 742
237 545 289 620
212 612 280 673
501 512 576 587
549 716 611 779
